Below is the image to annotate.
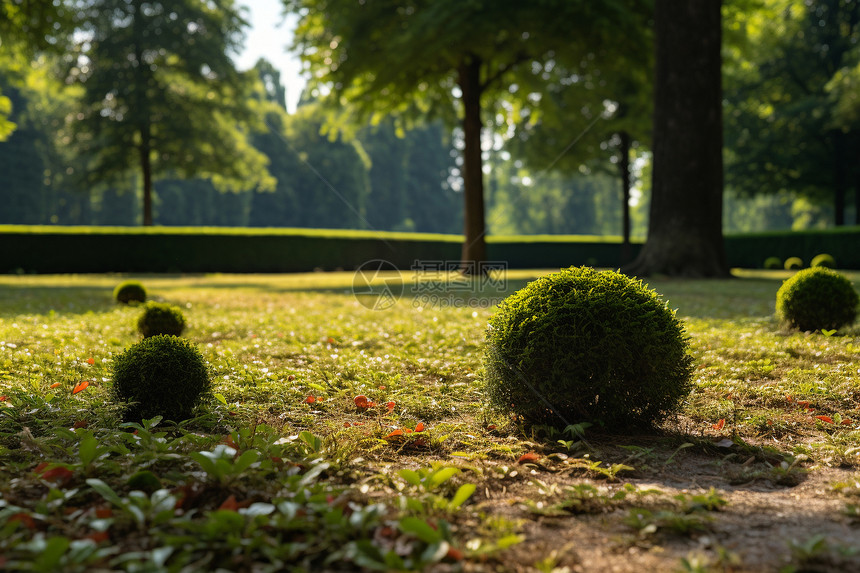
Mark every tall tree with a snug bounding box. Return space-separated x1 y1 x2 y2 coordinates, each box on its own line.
623 0 730 277
285 0 650 272
68 0 273 225
724 0 860 226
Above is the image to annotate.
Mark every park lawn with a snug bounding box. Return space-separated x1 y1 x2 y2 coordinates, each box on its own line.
1 269 859 572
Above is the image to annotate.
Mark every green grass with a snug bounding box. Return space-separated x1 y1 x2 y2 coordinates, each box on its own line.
1 269 860 571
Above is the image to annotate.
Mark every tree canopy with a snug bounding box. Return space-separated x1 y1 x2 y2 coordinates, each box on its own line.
285 0 651 270
67 0 274 225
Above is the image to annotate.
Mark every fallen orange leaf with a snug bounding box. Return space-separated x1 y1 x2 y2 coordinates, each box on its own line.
841 418 853 425
446 547 465 561
712 418 725 431
386 401 396 412
354 395 370 408
815 415 834 424
72 381 89 394
415 422 425 432
85 531 110 543
49 382 62 389
219 495 240 511
384 429 404 439
87 358 95 365
9 512 35 530
39 466 75 483
517 452 540 464
73 420 88 429
305 396 316 404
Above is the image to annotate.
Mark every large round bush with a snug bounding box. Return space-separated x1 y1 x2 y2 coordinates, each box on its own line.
114 281 147 304
112 335 210 422
484 267 694 429
776 267 858 332
138 302 186 338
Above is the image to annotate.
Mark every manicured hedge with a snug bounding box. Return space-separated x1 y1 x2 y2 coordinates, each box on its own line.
724 227 860 269
4 224 857 273
0 225 639 273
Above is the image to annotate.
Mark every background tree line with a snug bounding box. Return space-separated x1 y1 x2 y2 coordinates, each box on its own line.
0 0 857 243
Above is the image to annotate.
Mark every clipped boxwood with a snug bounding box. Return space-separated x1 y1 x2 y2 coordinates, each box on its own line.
483 267 694 429
112 335 210 422
784 257 804 270
811 253 836 269
763 257 782 270
776 267 859 332
114 280 147 304
138 302 186 338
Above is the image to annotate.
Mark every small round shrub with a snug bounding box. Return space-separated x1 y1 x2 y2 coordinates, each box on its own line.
784 257 804 270
483 267 694 430
138 302 187 338
114 281 147 304
776 267 859 332
112 335 210 422
763 257 782 270
811 253 836 269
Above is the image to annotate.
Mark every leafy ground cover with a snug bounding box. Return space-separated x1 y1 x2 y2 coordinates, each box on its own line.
1 269 859 572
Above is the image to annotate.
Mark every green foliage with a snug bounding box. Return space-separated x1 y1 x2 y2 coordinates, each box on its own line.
483 267 694 429
811 253 837 268
137 302 186 338
776 267 859 332
784 257 804 270
763 256 782 270
111 335 210 422
113 280 146 305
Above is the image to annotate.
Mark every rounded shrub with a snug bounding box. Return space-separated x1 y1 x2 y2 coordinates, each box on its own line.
811 253 836 269
483 267 694 430
763 257 782 270
776 267 859 332
138 302 187 338
112 335 210 422
784 257 804 270
114 281 147 304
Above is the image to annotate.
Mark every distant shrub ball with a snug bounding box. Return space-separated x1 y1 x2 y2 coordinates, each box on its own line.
811 253 836 269
138 302 186 338
114 281 147 304
112 335 210 422
483 267 694 430
776 267 859 332
763 257 782 270
784 257 804 270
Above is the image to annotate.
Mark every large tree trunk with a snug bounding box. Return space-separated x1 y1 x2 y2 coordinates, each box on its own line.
623 0 729 277
139 129 153 226
618 130 632 266
457 55 487 274
833 130 846 226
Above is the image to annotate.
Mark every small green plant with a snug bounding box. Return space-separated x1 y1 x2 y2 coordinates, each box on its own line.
113 280 147 304
483 267 694 429
763 256 782 270
112 335 211 422
137 302 187 338
783 257 804 270
776 267 859 331
811 253 836 268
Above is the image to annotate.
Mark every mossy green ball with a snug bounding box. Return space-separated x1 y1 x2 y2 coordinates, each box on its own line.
483 267 694 429
776 267 858 332
138 302 186 338
811 253 836 269
114 281 147 304
763 257 782 270
784 257 804 270
112 335 210 422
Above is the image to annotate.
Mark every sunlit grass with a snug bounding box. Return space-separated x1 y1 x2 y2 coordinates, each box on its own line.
2 268 860 570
